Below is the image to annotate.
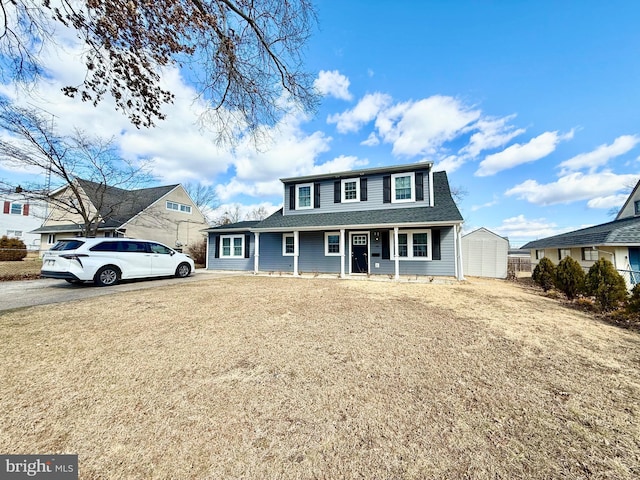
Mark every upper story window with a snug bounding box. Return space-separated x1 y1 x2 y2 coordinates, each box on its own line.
383 172 424 204
341 179 359 203
166 200 192 214
582 247 598 261
3 201 29 216
635 200 640 215
296 183 313 210
558 248 571 260
536 249 545 260
392 173 415 202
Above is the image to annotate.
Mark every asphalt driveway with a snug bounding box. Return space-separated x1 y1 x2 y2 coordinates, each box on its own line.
0 270 236 312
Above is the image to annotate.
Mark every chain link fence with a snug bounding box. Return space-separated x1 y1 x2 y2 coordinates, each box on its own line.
0 250 42 280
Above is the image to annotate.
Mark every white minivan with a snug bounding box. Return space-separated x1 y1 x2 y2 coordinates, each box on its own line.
41 238 195 286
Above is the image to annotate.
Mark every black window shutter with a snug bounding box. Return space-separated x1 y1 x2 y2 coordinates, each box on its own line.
289 185 295 210
244 234 251 258
558 249 561 260
416 172 424 201
314 182 320 208
581 248 585 261
360 178 368 201
432 229 441 260
383 175 391 203
214 236 220 258
334 181 341 203
381 230 390 259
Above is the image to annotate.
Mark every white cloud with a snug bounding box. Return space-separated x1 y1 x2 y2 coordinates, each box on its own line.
314 70 353 101
361 132 380 146
558 134 640 173
376 95 481 157
434 155 466 173
471 197 499 211
490 214 566 242
586 194 630 209
459 115 526 158
505 172 640 206
476 130 574 177
327 92 392 133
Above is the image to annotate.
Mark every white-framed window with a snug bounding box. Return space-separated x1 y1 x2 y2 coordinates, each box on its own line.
635 200 640 215
325 232 341 256
582 247 598 261
220 235 244 258
341 179 359 203
282 233 295 256
6 230 23 237
47 234 55 244
10 203 24 215
166 200 192 214
296 183 313 210
391 172 415 203
391 229 431 260
536 249 545 260
559 248 571 260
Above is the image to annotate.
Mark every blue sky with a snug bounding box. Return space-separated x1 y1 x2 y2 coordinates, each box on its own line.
1 0 639 246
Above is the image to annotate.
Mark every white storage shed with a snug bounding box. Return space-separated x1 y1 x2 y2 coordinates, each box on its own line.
462 227 509 279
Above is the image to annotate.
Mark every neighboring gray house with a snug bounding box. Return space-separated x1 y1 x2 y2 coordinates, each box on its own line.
522 179 640 287
206 163 464 280
462 227 508 279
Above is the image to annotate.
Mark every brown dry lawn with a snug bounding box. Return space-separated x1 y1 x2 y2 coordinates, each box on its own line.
1 275 639 479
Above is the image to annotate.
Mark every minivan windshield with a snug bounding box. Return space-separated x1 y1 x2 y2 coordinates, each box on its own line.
50 240 85 251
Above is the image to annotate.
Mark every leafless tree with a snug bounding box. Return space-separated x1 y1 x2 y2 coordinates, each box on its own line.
0 100 153 236
184 182 219 211
246 205 270 221
450 184 468 206
214 204 243 225
0 0 319 138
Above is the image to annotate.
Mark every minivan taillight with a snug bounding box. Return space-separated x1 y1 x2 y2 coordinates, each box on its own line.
60 253 88 266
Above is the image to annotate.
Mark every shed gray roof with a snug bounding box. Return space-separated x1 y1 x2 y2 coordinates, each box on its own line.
522 215 640 249
254 171 463 231
204 221 260 232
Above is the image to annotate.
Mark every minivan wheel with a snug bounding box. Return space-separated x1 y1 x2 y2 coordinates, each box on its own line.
175 262 191 278
94 266 120 286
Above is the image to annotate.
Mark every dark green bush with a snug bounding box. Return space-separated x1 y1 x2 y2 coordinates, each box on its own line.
626 284 640 314
532 257 556 292
555 256 585 300
0 236 27 261
584 258 628 311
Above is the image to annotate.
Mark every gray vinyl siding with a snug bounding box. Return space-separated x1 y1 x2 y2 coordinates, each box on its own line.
284 171 432 215
256 233 294 273
207 232 254 271
369 227 456 276
298 232 342 273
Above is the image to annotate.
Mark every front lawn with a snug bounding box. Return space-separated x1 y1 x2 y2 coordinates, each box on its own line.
1 276 638 478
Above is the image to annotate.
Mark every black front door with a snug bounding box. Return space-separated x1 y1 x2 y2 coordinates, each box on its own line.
351 234 368 273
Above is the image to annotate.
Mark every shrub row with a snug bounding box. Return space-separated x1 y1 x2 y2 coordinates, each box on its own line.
532 256 631 312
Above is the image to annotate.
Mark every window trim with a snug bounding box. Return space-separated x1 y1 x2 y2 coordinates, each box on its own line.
536 249 545 260
282 233 295 256
559 248 571 260
635 200 640 216
219 234 245 258
9 203 24 215
390 229 432 261
391 172 415 203
295 183 313 210
341 178 360 203
325 232 341 256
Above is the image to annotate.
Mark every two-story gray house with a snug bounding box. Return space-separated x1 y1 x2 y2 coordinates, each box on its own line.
205 162 464 280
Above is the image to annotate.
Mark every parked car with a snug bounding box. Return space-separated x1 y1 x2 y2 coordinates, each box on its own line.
41 238 195 286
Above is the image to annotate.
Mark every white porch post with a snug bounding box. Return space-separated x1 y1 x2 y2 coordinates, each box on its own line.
253 232 260 274
340 228 346 278
394 227 400 280
293 230 300 276
455 224 465 281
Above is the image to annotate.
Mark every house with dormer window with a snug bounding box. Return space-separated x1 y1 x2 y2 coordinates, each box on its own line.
205 162 465 280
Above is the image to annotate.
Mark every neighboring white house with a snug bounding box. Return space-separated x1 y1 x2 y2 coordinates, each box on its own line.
1 189 46 250
462 227 508 279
